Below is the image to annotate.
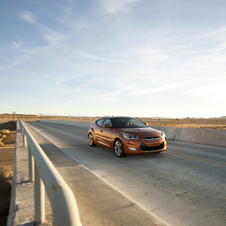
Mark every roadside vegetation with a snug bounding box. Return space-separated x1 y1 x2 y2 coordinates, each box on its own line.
1 114 226 130
139 117 226 130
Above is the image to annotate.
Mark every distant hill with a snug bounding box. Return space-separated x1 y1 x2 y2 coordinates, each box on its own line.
219 116 226 119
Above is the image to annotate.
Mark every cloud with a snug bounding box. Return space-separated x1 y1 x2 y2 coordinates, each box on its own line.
185 82 226 103
20 11 36 23
72 49 129 63
62 0 75 14
101 0 142 14
115 82 181 98
42 28 66 46
93 95 120 102
73 50 107 61
11 40 25 49
2 55 30 70
62 75 96 91
11 28 67 56
199 27 226 38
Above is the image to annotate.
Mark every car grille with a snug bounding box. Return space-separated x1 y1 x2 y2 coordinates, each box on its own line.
139 142 165 151
142 137 161 141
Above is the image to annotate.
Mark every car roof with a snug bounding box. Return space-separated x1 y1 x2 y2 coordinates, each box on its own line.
96 116 134 120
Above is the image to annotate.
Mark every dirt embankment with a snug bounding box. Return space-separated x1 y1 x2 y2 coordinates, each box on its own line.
0 121 16 225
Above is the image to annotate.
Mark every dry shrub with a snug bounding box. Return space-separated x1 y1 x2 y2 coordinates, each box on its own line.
1 132 16 146
0 127 16 147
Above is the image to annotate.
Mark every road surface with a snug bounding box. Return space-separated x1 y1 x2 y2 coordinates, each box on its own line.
26 121 226 226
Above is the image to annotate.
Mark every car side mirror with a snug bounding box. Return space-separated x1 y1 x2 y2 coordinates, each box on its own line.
104 124 111 128
145 122 149 126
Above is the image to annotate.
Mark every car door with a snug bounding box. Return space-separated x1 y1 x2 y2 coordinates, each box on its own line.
101 118 114 147
94 119 104 144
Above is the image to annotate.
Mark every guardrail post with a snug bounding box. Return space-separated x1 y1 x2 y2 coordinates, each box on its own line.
23 133 27 146
35 163 45 225
28 145 34 182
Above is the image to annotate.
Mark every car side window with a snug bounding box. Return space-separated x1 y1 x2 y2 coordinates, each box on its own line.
96 119 104 127
103 119 112 127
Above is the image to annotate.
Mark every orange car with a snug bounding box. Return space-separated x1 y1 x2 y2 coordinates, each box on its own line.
87 116 167 157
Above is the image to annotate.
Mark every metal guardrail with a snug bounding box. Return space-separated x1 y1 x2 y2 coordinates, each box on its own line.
18 119 82 226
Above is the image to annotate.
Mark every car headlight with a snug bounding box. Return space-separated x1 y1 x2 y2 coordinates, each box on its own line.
122 133 140 140
160 131 166 139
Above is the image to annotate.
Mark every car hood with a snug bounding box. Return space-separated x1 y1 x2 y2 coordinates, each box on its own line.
118 127 162 137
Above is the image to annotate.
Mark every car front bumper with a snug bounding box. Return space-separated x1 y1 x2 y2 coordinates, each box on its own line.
123 139 167 154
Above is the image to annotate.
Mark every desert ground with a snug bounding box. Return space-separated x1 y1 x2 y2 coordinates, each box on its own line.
1 114 226 130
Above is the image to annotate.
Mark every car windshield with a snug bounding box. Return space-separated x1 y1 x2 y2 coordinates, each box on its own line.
111 118 147 128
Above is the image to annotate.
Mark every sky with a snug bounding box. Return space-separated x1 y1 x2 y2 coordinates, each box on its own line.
1 0 226 118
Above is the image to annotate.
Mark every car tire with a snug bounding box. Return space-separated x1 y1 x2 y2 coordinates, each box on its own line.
114 139 126 157
88 133 96 146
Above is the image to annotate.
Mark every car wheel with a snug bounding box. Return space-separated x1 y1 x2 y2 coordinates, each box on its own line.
114 139 126 157
88 133 96 146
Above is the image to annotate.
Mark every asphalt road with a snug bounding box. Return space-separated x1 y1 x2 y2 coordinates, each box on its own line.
26 121 226 226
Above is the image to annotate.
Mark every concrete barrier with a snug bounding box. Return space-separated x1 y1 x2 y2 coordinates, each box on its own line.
152 126 226 148
40 120 226 148
174 127 226 147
